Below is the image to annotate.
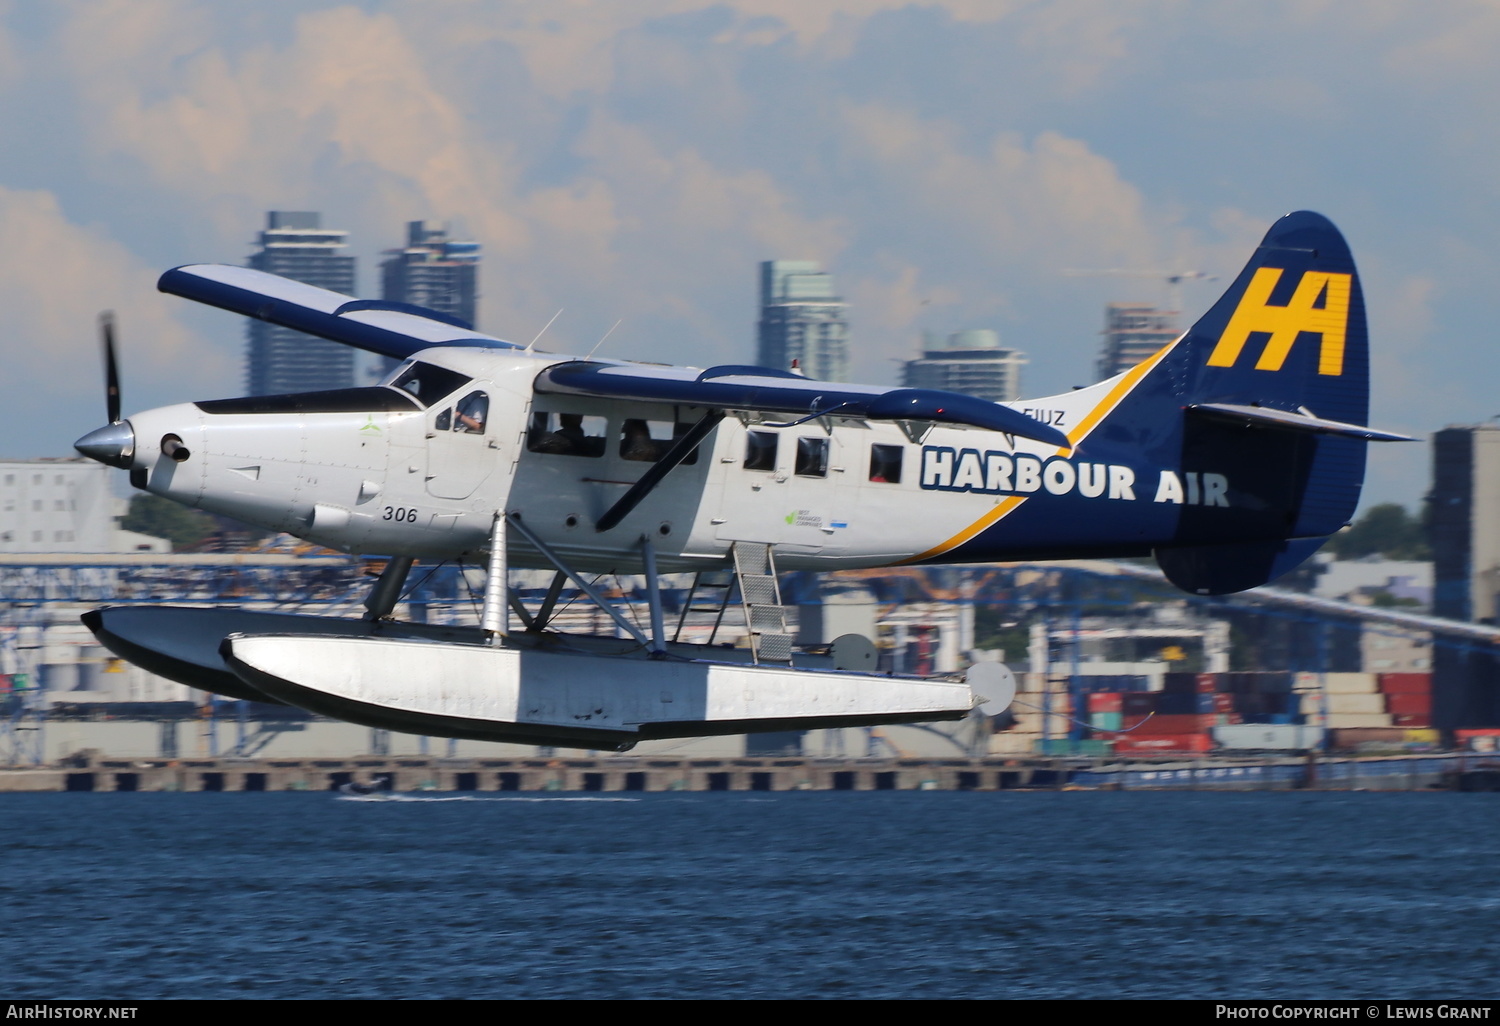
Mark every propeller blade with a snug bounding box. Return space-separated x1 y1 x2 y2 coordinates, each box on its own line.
100 311 121 424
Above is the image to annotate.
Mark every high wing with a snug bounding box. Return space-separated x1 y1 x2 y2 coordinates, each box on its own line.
160 262 1069 448
535 361 1069 447
158 264 521 361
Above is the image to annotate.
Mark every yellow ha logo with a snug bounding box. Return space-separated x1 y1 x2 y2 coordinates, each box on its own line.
1206 268 1352 376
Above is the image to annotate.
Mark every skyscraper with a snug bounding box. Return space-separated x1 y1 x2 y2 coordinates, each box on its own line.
1096 303 1178 380
381 220 481 329
1429 425 1500 728
246 212 356 395
756 260 849 382
901 329 1026 403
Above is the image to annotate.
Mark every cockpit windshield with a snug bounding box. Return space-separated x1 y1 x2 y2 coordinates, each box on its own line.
389 362 473 408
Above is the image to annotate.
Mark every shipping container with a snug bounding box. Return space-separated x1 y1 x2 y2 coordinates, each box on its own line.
988 732 1043 755
1323 672 1380 695
1035 739 1113 756
1089 712 1123 731
1327 693 1387 715
1378 672 1432 695
1113 733 1213 754
1328 726 1430 748
1213 724 1325 750
1161 672 1200 694
1325 713 1394 728
1384 693 1431 716
1156 693 1202 715
1143 713 1219 733
1087 693 1123 713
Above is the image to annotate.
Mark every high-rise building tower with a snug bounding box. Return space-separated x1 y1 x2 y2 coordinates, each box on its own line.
756 260 849 382
1430 425 1500 728
901 329 1026 403
246 212 356 395
381 220 481 328
1097 303 1177 380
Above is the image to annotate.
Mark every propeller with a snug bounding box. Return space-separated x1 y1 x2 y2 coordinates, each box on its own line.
101 311 121 425
73 310 137 469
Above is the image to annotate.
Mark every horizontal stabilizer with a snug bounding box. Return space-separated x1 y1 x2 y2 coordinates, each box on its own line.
1188 403 1413 442
536 361 1071 447
159 264 519 360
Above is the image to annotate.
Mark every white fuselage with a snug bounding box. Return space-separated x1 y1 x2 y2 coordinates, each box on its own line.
123 345 1157 574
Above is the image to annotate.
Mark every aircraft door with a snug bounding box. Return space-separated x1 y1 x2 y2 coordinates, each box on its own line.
779 431 850 555
425 389 496 499
715 426 848 555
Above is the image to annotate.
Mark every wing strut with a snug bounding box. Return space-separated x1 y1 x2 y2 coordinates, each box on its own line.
595 410 726 532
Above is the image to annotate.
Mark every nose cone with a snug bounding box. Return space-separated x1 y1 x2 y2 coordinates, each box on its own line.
74 421 135 468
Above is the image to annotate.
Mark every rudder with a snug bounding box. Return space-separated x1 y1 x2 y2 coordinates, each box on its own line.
1150 211 1372 593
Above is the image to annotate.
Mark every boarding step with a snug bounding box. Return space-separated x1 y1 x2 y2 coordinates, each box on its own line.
731 542 792 665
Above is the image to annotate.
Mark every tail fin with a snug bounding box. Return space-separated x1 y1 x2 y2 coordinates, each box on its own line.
1150 211 1379 594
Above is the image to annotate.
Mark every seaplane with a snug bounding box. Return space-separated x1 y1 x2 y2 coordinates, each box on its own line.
74 211 1409 750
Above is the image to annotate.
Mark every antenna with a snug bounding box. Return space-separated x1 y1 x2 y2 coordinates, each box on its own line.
586 319 622 361
526 309 563 353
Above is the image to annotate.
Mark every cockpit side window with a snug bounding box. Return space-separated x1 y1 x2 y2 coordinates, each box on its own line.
389 362 473 407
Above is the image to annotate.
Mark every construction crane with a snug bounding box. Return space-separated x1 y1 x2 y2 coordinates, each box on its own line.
1060 268 1218 318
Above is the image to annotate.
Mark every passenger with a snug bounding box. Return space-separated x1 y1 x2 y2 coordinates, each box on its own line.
620 419 659 462
530 413 588 454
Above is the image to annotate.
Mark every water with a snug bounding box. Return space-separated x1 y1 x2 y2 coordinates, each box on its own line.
2 791 1498 999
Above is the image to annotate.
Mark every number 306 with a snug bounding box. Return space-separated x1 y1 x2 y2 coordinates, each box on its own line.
383 507 419 522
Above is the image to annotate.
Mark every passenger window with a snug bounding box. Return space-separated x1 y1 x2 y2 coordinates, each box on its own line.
454 391 488 434
744 431 778 471
527 411 607 457
795 437 829 477
869 444 903 483
618 420 701 464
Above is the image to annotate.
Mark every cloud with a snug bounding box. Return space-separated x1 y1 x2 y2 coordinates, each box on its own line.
6 0 1500 510
0 184 216 456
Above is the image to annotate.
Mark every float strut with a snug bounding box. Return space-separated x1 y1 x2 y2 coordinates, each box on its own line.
482 511 508 645
641 535 666 657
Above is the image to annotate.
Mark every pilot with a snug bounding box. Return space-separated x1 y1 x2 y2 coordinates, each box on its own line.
454 392 488 433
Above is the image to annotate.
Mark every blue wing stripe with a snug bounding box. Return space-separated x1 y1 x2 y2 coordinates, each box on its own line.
535 361 1070 447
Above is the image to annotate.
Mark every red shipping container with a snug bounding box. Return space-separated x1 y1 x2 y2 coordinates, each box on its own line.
1385 693 1431 716
1391 713 1430 727
1196 673 1219 693
1087 692 1123 713
1142 713 1217 733
1379 673 1431 695
1213 693 1236 713
1113 733 1213 754
1122 693 1157 716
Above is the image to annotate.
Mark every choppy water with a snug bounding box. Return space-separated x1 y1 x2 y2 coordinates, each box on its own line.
2 791 1498 999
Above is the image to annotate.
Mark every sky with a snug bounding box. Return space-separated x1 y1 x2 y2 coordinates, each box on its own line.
2 0 1497 511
